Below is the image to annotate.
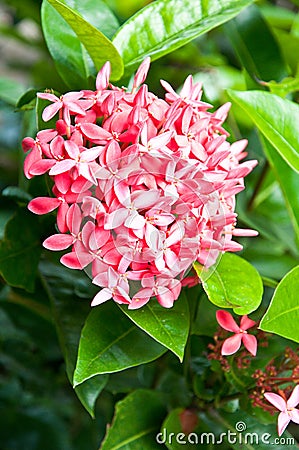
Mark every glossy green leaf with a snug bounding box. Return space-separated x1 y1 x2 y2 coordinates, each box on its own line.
119 292 190 362
227 89 299 173
225 4 288 83
112 0 254 74
260 135 299 245
100 389 167 450
0 208 41 292
260 265 299 343
43 0 123 84
196 253 263 315
40 260 108 417
74 301 166 386
160 408 197 450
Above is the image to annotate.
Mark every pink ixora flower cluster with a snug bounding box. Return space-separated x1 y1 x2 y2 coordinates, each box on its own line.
23 58 257 309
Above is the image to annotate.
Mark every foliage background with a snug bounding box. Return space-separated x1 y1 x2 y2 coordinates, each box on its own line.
0 0 299 448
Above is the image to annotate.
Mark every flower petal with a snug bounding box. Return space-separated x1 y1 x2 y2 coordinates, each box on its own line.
91 288 112 306
240 315 256 331
28 197 60 214
290 408 299 424
278 411 290 436
221 334 242 355
264 393 286 412
288 385 299 408
43 234 74 250
242 333 257 356
216 310 239 333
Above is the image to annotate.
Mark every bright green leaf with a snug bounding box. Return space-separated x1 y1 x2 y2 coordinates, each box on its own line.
73 302 166 386
112 0 254 74
119 292 190 362
225 4 288 83
0 208 41 292
100 389 167 450
44 0 123 82
227 89 299 172
264 76 299 97
195 253 263 315
260 265 299 343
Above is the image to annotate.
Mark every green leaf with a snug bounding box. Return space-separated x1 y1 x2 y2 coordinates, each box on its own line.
43 0 123 84
260 135 299 245
0 208 41 292
16 89 38 111
195 253 263 315
0 77 25 106
260 265 299 343
225 4 288 83
160 408 197 450
73 301 166 386
263 76 299 97
112 0 254 74
40 260 108 417
119 292 190 362
36 95 58 131
75 374 108 418
100 389 167 450
227 89 299 173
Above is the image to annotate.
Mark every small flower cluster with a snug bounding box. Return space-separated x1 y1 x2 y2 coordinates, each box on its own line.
208 310 264 370
23 59 257 309
251 347 299 405
250 347 299 435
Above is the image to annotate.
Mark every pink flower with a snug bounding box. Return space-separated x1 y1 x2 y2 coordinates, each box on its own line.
264 386 299 436
216 310 257 356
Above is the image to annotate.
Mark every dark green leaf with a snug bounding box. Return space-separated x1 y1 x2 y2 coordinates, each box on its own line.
45 0 123 83
75 374 108 418
260 265 299 343
160 408 198 450
227 89 299 172
16 89 38 111
225 4 288 83
0 208 41 292
260 135 299 246
100 389 167 450
112 0 254 74
74 301 166 386
192 293 218 337
40 260 108 416
196 253 263 315
119 292 190 362
2 187 32 205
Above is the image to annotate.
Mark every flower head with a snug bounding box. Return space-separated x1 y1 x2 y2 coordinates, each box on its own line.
216 310 257 356
24 59 258 309
264 385 299 436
